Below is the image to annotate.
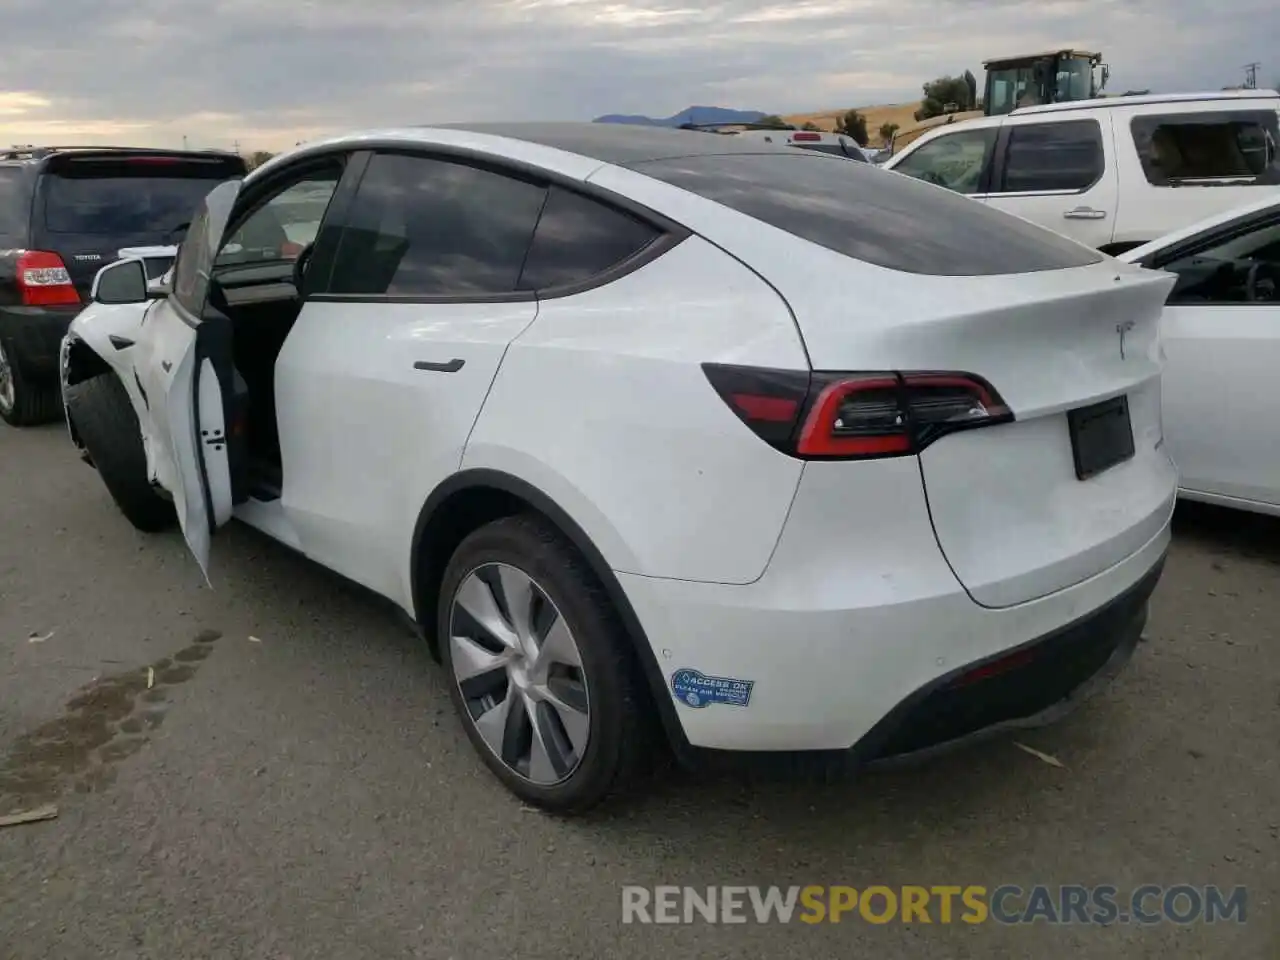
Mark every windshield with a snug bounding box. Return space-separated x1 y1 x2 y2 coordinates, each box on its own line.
39 159 238 238
986 65 1041 115
1055 58 1094 100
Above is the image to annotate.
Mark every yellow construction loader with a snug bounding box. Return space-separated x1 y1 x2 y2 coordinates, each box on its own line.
889 50 1109 154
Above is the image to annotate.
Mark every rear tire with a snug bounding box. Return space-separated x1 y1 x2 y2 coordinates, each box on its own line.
67 373 175 532
437 514 654 814
0 338 62 427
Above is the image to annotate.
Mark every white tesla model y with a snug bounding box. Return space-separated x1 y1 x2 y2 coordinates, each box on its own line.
60 123 1177 811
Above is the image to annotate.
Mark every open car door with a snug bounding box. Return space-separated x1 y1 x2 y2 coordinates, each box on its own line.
133 179 243 579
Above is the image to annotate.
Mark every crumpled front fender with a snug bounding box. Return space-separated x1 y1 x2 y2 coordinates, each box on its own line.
60 296 159 474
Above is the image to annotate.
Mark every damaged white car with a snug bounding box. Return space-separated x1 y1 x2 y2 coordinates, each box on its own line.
58 125 1174 812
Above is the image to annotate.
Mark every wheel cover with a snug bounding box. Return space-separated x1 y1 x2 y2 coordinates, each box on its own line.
0 340 14 412
449 562 591 785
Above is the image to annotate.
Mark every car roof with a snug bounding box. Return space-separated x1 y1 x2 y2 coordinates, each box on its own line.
260 122 804 185
1012 89 1280 117
432 122 794 165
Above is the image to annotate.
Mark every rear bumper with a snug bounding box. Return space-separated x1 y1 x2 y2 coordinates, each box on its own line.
617 456 1173 768
633 548 1163 777
860 553 1158 766
0 305 83 379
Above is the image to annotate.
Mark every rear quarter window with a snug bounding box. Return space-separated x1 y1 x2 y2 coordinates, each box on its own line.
1131 110 1280 186
632 152 1102 275
517 186 661 291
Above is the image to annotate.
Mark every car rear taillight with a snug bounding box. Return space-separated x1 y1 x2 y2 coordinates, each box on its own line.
702 364 1013 460
17 251 80 306
791 132 822 141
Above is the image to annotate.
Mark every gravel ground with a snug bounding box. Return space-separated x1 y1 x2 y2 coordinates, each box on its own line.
1 421 1276 959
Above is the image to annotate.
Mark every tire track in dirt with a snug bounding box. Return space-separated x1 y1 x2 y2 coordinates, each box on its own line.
0 628 223 812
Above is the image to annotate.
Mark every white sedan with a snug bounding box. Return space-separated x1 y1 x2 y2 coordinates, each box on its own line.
60 123 1175 812
1119 195 1280 515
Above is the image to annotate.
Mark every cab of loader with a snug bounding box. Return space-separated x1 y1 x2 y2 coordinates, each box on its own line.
888 50 1109 156
983 50 1109 116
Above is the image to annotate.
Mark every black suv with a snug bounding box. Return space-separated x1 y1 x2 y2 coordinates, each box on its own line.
0 146 248 425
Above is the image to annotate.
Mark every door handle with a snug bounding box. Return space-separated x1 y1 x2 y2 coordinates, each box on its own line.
1063 206 1107 220
413 358 465 373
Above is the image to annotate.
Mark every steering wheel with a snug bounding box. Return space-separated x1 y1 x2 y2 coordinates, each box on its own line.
919 170 948 187
1244 262 1279 303
292 242 316 297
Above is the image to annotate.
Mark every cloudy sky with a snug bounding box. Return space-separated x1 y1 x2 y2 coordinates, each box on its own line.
0 0 1275 151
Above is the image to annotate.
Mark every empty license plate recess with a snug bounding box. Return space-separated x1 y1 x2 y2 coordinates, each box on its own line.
1068 395 1135 480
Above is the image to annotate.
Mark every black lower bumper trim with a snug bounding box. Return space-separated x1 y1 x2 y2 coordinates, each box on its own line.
0 305 82 379
680 552 1167 779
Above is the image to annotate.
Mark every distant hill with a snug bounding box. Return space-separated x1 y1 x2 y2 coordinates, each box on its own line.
593 106 768 127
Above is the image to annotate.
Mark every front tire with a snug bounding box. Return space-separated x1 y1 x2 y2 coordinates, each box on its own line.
0 338 62 427
438 515 652 813
67 373 176 532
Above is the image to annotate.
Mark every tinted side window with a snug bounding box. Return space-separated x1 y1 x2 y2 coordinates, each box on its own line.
636 153 1101 276
171 180 241 317
1161 217 1280 305
517 187 660 291
328 154 546 297
0 168 26 244
217 170 341 267
998 120 1103 193
892 128 996 194
1131 111 1280 186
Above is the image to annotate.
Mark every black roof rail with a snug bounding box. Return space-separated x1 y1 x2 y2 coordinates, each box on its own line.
0 144 239 161
677 121 802 132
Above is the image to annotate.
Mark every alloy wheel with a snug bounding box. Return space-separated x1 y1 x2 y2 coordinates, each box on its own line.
449 562 591 785
0 340 13 413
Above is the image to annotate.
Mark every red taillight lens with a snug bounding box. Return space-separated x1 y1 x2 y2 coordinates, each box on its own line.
702 364 1012 460
791 132 822 141
17 251 81 306
798 375 910 456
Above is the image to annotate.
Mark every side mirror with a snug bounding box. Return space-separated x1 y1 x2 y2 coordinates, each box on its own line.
91 257 156 305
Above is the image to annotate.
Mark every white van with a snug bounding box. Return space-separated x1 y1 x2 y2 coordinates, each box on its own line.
884 90 1280 254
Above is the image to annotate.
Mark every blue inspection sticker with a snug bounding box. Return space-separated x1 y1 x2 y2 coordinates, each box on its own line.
670 669 754 709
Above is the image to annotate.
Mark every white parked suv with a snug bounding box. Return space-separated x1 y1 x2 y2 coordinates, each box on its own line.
885 90 1280 255
60 124 1176 812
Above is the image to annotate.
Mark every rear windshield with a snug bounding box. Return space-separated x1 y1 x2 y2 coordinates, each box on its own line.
793 143 867 161
631 152 1103 275
38 157 241 237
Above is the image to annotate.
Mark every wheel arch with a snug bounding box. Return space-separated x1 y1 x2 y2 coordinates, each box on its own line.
62 333 113 387
409 468 691 759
